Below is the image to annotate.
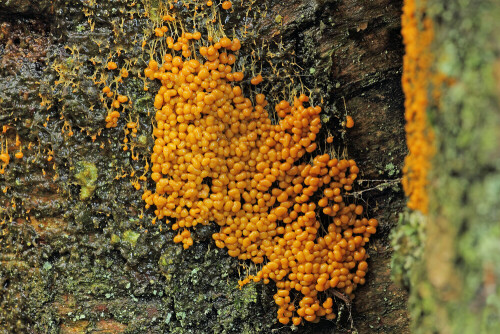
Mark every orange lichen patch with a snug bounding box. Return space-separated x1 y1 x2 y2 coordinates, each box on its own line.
222 1 232 10
345 115 354 128
401 0 435 213
142 30 378 325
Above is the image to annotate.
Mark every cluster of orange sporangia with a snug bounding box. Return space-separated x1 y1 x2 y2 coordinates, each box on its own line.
0 133 24 174
401 0 435 213
0 141 10 174
205 1 232 8
102 61 131 128
141 30 377 325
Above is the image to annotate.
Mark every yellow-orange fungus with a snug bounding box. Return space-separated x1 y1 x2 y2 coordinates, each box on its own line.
162 14 175 22
105 110 121 128
345 115 354 128
401 0 435 213
121 68 129 78
0 153 9 174
117 95 129 103
0 138 10 174
107 61 117 70
251 74 263 85
222 1 232 10
143 29 377 325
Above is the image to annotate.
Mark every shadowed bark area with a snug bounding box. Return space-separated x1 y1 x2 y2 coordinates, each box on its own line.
0 1 408 333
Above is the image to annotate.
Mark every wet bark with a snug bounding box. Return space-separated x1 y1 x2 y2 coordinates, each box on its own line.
0 0 408 333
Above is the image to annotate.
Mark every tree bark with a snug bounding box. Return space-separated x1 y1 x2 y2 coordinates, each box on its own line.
0 0 408 333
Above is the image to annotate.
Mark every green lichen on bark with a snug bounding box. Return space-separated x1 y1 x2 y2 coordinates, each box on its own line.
393 1 500 333
73 161 98 200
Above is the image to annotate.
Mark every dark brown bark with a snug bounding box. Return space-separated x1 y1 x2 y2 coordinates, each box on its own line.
0 1 408 333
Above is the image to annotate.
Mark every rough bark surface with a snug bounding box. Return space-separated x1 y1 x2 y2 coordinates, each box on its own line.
0 1 408 333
